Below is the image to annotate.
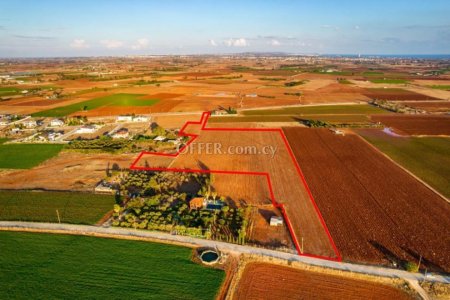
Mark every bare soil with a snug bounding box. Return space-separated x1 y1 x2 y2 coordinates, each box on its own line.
283 127 450 272
233 263 414 300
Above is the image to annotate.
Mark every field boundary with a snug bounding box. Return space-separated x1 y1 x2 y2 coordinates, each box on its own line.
356 133 449 203
130 111 341 262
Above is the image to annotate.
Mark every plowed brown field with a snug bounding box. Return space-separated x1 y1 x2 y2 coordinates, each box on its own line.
363 89 439 101
402 101 450 113
283 128 450 272
233 263 413 300
371 115 450 135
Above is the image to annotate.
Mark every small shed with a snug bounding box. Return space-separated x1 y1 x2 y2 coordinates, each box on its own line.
270 216 284 226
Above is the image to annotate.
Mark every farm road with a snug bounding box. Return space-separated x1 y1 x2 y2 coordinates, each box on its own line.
1 221 449 285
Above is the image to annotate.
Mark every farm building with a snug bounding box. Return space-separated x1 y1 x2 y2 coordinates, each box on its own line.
50 119 64 127
189 197 225 211
76 125 97 134
133 115 149 122
117 115 133 122
22 119 37 128
204 199 224 211
270 216 284 226
112 128 129 139
189 197 204 210
94 181 115 194
153 136 166 142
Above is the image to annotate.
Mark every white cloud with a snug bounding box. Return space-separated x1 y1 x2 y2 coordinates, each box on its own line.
131 38 149 50
209 39 217 46
321 25 340 31
100 39 123 49
224 38 248 47
70 39 89 49
270 39 281 46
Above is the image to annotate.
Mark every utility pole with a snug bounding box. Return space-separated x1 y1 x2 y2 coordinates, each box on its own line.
56 209 61 224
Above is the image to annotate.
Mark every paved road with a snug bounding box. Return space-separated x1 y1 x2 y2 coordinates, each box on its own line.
1 221 449 284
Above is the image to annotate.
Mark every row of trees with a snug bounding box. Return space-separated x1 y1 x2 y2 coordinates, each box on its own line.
112 170 250 244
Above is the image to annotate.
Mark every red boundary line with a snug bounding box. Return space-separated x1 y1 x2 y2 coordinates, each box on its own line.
130 111 342 262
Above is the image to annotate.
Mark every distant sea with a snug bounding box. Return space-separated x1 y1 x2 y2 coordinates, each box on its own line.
323 54 450 59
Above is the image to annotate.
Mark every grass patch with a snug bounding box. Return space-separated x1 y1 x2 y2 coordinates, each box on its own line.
284 80 308 87
359 132 450 198
370 79 409 84
32 93 159 117
0 231 224 299
0 143 63 169
427 85 450 91
363 71 384 76
338 79 352 84
0 190 114 224
242 104 389 116
0 87 22 96
259 77 285 81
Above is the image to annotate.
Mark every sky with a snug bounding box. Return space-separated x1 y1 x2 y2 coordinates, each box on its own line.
0 0 449 57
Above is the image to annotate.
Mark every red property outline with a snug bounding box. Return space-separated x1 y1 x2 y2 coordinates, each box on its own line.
130 112 342 262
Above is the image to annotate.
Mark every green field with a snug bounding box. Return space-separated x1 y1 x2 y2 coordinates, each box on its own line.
363 71 384 76
0 232 224 299
242 104 389 116
0 87 22 96
210 114 371 124
427 85 450 91
359 131 450 198
0 143 63 169
0 190 114 224
370 78 409 84
32 93 159 117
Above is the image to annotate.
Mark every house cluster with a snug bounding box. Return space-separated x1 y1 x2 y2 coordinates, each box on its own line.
22 119 43 128
36 130 64 142
117 115 150 122
189 197 225 211
0 114 16 126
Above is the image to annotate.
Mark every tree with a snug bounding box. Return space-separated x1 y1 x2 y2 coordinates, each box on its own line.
404 261 419 272
113 204 121 213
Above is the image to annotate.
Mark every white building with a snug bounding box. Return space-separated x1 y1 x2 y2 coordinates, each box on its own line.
270 216 284 226
23 120 37 128
117 115 133 122
132 115 149 122
76 125 97 134
50 119 64 127
117 115 150 122
153 136 166 142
